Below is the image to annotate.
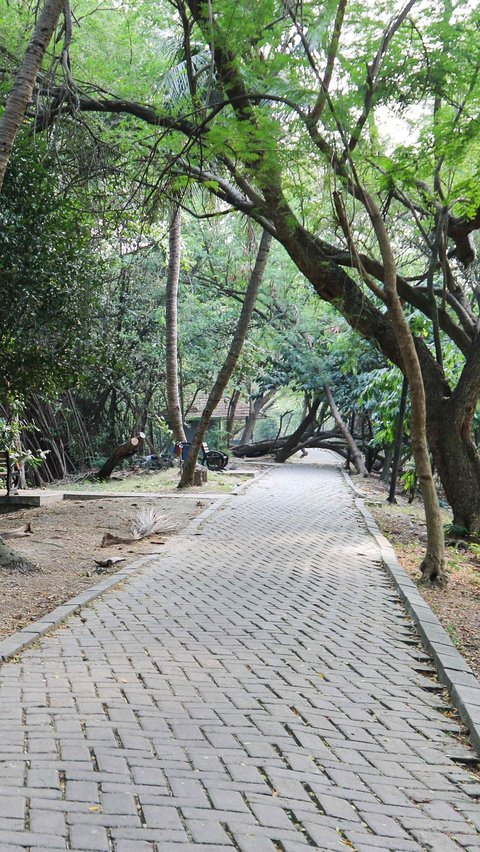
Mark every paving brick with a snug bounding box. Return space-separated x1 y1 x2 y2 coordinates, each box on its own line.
69 824 110 850
0 798 25 820
141 805 185 831
0 457 478 851
208 789 250 812
100 792 137 816
29 810 67 835
185 818 234 844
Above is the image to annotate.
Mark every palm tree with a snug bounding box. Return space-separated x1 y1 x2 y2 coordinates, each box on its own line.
0 0 65 191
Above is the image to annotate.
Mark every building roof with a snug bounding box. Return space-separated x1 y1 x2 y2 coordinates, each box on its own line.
186 395 250 420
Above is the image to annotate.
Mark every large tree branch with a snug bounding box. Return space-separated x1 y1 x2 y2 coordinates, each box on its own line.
330 248 473 354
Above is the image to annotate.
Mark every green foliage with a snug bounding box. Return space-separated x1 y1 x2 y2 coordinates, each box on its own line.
444 523 469 539
400 459 417 497
0 0 477 487
0 403 48 470
0 141 102 397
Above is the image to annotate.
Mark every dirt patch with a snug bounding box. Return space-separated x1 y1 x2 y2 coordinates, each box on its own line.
361 475 480 680
0 493 214 639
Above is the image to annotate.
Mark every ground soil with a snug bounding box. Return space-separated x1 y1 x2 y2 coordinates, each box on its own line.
360 474 480 680
0 465 253 639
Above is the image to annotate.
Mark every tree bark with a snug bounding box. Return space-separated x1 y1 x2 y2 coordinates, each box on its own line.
388 377 409 501
323 384 369 476
0 0 65 192
274 398 321 463
95 433 145 480
233 429 341 457
165 207 187 444
179 230 272 488
380 446 393 483
0 537 37 572
226 389 241 447
241 389 276 445
361 192 445 584
426 394 480 535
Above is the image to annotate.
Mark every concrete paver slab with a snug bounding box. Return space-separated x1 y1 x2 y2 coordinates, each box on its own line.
0 454 479 850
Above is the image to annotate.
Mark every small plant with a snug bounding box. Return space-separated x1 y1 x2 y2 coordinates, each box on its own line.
444 523 469 538
445 623 461 648
400 459 417 501
0 402 49 475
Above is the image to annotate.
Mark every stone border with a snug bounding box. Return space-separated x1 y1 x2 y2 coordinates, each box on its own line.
342 470 480 754
0 552 158 664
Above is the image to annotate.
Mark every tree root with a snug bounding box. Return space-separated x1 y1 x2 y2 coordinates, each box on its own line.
419 552 447 587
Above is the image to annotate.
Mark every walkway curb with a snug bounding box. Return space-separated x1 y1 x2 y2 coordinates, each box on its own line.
343 471 480 755
0 489 236 666
0 553 157 665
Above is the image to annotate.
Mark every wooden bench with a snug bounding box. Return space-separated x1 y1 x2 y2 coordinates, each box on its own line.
178 442 229 471
0 450 18 496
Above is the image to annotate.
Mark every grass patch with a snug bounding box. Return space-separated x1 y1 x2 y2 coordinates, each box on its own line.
56 468 248 494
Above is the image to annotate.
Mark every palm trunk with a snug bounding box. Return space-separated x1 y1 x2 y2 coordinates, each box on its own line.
165 207 186 443
0 0 65 192
179 230 272 488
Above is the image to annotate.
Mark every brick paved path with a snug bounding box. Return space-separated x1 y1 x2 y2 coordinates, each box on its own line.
1 455 480 852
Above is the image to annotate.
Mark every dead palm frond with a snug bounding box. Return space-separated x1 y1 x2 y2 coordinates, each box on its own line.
131 508 174 539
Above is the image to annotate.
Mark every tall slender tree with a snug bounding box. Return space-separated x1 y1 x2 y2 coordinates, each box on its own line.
0 0 65 191
179 229 272 487
165 206 187 444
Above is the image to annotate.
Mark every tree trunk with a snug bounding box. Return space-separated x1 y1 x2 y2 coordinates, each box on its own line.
388 377 409 501
274 398 321 463
0 0 65 192
179 230 272 488
226 389 241 447
323 384 369 476
165 206 186 444
96 433 145 480
233 429 341 457
380 446 393 483
426 395 480 535
241 389 276 445
362 192 445 584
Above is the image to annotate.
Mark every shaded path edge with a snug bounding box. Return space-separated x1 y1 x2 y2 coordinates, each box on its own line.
342 468 480 754
0 469 272 667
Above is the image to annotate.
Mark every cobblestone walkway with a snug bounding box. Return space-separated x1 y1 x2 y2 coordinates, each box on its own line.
1 455 480 851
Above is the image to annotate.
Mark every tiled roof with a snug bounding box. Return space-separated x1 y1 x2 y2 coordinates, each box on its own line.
186 395 250 420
